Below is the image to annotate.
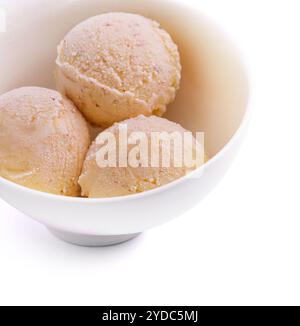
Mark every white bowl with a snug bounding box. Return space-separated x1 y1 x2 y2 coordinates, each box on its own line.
0 0 249 246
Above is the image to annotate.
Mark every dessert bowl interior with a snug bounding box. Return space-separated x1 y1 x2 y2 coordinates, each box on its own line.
0 0 249 240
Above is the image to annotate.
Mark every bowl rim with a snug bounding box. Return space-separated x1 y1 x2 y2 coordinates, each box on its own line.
0 0 251 204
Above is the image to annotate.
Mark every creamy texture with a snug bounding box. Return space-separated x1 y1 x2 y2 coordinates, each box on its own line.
56 12 181 127
0 87 90 196
79 115 201 198
87 122 104 141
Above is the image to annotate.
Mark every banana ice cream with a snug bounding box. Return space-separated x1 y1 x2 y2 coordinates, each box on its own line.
56 12 181 127
0 12 206 199
79 115 201 198
0 87 90 196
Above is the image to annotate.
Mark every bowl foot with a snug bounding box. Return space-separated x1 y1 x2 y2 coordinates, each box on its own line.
48 228 140 247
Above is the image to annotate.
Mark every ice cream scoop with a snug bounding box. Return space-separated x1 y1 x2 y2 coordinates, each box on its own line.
0 87 90 196
56 12 181 127
79 115 202 198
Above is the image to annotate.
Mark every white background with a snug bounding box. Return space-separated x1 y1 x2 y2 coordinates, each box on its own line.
0 0 300 305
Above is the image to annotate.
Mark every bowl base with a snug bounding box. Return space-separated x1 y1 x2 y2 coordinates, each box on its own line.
48 228 140 247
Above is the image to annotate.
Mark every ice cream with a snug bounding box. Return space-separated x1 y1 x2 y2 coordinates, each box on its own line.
79 115 202 198
0 87 90 196
87 122 104 141
56 12 181 127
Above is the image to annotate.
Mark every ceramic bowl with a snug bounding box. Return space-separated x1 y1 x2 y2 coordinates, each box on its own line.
0 0 249 246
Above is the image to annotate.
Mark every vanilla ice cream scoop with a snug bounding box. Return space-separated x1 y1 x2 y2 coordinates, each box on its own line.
56 12 181 127
0 87 90 196
79 115 203 198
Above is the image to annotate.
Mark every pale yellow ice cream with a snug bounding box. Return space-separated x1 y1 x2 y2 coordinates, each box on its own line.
56 12 181 127
87 122 104 142
79 115 202 198
0 87 90 196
